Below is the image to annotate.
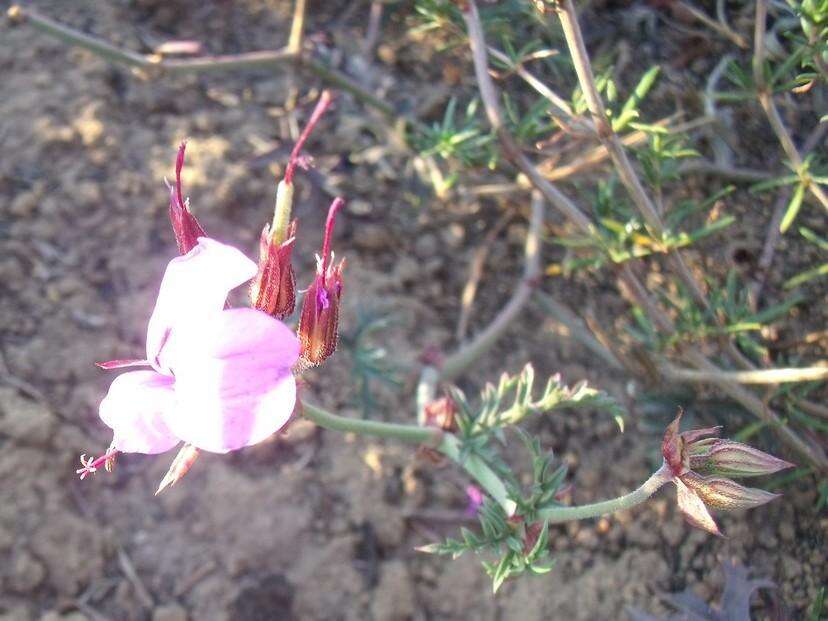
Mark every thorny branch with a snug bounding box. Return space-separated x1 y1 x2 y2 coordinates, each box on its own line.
461 0 828 472
752 0 828 211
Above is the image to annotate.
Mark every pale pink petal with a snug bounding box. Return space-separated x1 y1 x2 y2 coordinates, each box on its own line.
164 308 299 453
98 370 180 454
146 238 257 374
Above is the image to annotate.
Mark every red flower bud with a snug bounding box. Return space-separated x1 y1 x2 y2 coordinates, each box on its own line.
297 198 345 367
251 220 297 319
168 142 206 255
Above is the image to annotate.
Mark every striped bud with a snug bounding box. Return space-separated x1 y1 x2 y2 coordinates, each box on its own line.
682 472 779 511
689 440 795 478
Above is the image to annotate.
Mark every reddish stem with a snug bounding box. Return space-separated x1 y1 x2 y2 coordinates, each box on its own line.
321 197 345 283
284 90 334 185
175 141 187 210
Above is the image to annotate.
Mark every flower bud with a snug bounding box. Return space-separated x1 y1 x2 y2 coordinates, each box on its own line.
688 439 795 478
251 220 297 319
297 198 345 367
168 142 206 255
682 472 779 511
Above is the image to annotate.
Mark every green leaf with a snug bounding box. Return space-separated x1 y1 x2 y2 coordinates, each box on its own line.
780 183 806 233
749 174 799 193
613 66 660 132
785 262 828 288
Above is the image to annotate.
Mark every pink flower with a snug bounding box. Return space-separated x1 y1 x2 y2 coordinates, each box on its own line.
79 237 300 479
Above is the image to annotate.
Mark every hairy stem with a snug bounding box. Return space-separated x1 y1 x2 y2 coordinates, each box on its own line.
539 465 671 523
302 400 517 514
302 400 440 444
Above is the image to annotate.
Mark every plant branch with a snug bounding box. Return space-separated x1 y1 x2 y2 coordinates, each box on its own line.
539 464 671 523
6 5 416 130
617 267 828 471
660 363 828 385
752 0 828 211
554 2 714 315
462 0 595 234
288 0 307 54
440 190 544 381
415 189 542 423
676 1 749 49
461 0 825 472
302 400 441 444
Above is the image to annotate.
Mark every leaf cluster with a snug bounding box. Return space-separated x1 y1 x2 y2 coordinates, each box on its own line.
421 365 622 591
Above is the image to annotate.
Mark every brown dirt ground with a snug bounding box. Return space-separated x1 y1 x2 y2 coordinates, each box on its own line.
1 1 825 620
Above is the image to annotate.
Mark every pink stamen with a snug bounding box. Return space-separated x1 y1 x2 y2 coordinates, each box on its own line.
175 141 187 211
76 448 119 480
284 90 334 185
320 197 345 284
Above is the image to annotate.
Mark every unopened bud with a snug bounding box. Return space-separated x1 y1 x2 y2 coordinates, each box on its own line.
689 439 794 478
682 472 779 511
251 220 297 319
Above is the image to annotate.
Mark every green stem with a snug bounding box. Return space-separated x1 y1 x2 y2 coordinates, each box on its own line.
538 465 671 523
302 400 439 444
437 434 517 516
302 400 517 514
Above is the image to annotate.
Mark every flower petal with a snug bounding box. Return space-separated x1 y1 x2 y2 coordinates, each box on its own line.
99 370 180 454
146 238 257 374
165 308 300 453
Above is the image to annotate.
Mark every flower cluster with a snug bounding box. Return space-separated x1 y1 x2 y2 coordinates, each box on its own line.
661 409 794 535
79 97 345 490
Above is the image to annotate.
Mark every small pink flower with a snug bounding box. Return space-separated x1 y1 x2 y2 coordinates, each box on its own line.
82 237 300 478
464 484 484 516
